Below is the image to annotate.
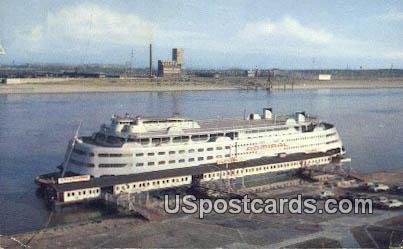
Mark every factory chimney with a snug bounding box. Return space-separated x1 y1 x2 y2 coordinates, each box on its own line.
149 44 152 77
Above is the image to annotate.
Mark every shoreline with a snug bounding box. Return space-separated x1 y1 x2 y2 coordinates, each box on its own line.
1 78 402 94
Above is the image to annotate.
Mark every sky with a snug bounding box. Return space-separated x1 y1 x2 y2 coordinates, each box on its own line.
0 0 402 69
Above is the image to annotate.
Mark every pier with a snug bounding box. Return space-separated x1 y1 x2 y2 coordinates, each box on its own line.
37 151 341 211
9 166 403 249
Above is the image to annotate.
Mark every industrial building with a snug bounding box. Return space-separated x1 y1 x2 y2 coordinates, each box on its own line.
247 69 258 78
172 48 184 66
157 60 182 77
157 48 184 77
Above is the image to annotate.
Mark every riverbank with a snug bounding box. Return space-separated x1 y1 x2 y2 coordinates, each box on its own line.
1 168 402 248
0 78 239 94
0 77 402 94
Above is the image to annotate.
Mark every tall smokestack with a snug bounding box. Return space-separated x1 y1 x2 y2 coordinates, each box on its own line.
149 43 152 77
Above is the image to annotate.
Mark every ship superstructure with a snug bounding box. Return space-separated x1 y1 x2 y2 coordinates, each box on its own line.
36 108 346 207
67 108 344 178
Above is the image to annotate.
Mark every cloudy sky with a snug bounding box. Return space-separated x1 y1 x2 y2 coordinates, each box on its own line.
0 0 402 69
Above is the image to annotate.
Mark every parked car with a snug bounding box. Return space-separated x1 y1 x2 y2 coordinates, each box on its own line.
319 191 335 199
369 183 389 192
382 199 403 209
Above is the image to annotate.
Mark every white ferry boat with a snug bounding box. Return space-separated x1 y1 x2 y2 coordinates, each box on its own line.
36 108 345 206
66 108 344 177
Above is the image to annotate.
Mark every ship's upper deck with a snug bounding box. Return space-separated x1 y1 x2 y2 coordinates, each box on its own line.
195 115 318 133
100 110 319 139
78 109 331 147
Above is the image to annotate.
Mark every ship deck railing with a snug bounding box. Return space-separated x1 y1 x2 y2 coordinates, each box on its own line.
128 115 319 138
80 115 319 147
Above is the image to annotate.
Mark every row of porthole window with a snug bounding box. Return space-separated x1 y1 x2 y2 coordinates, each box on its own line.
135 154 230 167
135 146 230 157
72 153 229 168
286 143 324 150
74 145 232 159
246 127 328 141
204 162 296 179
72 160 131 168
73 148 95 157
73 149 131 158
70 159 95 167
127 132 238 145
238 143 258 147
66 188 99 197
326 139 339 144
116 177 190 191
287 135 325 142
204 158 329 179
238 151 257 155
246 132 291 139
244 127 289 134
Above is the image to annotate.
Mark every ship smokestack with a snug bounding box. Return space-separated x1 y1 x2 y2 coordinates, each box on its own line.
263 107 273 119
149 43 152 77
296 111 306 123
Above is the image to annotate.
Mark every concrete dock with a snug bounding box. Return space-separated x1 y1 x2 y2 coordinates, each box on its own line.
1 168 402 248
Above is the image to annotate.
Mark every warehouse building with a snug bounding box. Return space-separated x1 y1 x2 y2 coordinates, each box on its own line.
157 48 184 77
157 60 181 77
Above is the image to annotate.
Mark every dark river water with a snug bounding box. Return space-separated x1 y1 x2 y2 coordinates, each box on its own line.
0 88 402 235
